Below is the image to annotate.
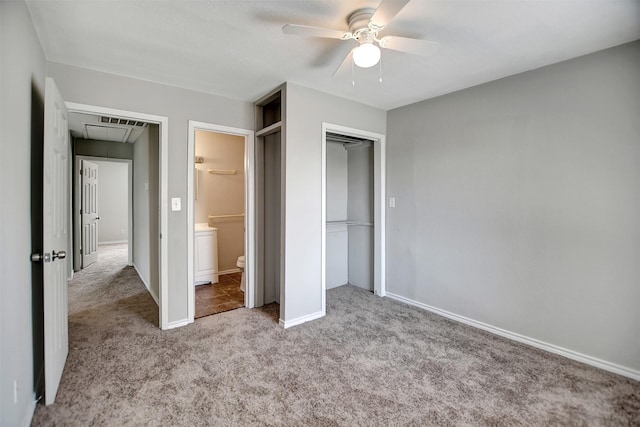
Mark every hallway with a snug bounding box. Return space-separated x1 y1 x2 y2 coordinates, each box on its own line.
67 244 153 319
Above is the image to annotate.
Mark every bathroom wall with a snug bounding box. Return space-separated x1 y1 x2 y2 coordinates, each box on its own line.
195 130 245 272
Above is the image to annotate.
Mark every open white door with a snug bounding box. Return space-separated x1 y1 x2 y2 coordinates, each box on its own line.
81 160 99 267
43 78 70 405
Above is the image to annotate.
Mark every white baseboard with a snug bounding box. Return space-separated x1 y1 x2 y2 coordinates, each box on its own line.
385 292 640 381
22 396 37 427
98 240 128 245
133 263 159 306
165 318 190 330
219 268 241 275
280 310 325 329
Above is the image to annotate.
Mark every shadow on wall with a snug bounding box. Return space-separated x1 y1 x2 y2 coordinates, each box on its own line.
30 79 45 400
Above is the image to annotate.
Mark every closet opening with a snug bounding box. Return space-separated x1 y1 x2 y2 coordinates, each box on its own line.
322 124 386 312
254 88 285 320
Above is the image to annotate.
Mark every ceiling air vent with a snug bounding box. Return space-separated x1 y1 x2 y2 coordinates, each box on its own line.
100 116 148 127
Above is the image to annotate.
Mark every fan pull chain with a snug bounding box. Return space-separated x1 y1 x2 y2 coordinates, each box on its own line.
379 56 383 83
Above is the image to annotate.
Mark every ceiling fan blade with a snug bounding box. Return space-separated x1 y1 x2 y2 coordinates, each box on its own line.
333 49 354 77
370 0 410 28
282 24 348 40
379 36 440 57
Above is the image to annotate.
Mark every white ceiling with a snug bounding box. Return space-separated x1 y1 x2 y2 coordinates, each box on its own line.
26 0 640 111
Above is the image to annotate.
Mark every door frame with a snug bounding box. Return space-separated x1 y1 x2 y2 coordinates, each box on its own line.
74 156 133 267
321 123 386 312
187 120 256 322
66 102 170 329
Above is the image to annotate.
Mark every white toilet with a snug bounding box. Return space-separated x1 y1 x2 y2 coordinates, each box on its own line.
236 255 245 292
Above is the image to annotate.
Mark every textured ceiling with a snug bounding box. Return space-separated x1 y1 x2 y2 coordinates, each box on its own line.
26 0 640 110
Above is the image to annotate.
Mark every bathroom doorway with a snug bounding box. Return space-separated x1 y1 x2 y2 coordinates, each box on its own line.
187 121 255 322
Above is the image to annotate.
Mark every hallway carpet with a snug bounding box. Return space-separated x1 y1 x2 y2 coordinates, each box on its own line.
32 245 639 425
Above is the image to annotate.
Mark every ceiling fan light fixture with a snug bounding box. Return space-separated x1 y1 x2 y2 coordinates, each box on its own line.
353 42 381 68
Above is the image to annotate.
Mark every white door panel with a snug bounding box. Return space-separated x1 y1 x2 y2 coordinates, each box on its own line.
81 160 99 267
43 77 69 405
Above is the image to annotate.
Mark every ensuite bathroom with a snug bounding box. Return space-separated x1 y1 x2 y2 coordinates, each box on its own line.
193 129 246 319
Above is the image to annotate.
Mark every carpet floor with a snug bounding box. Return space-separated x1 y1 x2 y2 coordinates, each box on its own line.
31 244 639 426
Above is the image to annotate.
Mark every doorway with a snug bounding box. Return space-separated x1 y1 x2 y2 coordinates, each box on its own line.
73 156 133 269
321 123 386 311
66 102 170 329
187 121 255 323
193 130 246 318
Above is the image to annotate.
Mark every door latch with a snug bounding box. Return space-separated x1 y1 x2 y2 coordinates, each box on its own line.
31 252 51 263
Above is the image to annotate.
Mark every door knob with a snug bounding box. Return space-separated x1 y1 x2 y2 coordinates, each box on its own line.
31 253 51 263
52 250 66 260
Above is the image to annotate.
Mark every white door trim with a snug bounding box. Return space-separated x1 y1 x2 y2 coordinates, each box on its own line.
187 120 256 323
321 123 386 313
75 156 133 266
66 102 170 329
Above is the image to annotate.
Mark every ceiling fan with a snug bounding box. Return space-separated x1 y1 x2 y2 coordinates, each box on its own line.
282 0 440 77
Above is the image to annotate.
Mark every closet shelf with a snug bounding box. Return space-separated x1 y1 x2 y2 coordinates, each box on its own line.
256 121 282 137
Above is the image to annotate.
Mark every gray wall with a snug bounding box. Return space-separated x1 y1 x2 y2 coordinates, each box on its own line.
386 41 640 372
0 0 47 423
75 138 133 159
263 132 282 304
48 62 254 325
285 83 386 322
95 160 129 243
133 126 159 299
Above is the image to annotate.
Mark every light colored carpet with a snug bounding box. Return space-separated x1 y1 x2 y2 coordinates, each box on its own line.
32 244 639 426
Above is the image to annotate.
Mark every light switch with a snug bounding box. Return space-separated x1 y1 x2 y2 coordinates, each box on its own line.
171 197 181 211
389 197 396 208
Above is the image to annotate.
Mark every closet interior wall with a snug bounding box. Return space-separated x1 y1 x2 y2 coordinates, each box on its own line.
326 135 374 291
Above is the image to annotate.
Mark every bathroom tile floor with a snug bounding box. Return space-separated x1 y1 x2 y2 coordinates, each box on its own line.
195 272 244 319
